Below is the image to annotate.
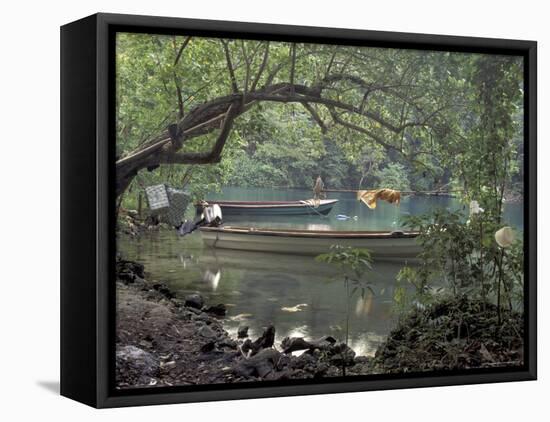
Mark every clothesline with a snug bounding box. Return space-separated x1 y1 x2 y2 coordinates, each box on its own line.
321 188 462 197
322 189 463 196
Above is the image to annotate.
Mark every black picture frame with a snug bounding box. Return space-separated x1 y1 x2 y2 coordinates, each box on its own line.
60 12 537 408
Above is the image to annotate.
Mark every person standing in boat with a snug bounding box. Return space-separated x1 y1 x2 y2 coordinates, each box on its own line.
313 175 325 207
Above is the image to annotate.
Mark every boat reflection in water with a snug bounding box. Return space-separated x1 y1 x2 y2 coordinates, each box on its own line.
196 245 403 356
355 291 374 317
202 269 221 291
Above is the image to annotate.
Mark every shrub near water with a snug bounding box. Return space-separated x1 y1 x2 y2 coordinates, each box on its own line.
372 296 524 373
380 207 524 373
396 209 524 314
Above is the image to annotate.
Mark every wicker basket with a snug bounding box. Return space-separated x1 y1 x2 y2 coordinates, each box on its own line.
145 184 190 226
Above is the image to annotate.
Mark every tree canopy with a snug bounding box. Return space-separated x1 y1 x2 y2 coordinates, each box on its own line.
115 33 524 211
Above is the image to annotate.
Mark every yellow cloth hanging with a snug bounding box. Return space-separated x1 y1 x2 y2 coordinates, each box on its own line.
357 189 401 209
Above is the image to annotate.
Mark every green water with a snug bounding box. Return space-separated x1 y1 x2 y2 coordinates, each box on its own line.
118 187 524 356
208 187 524 231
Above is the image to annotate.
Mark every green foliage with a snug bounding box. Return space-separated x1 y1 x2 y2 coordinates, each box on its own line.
390 55 524 320
317 138 350 188
316 245 373 376
399 208 524 322
224 104 325 187
373 163 411 191
316 245 373 295
437 55 524 217
393 266 444 314
403 210 475 289
372 296 524 373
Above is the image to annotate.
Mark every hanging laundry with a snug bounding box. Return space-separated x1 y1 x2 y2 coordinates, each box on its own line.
357 188 401 209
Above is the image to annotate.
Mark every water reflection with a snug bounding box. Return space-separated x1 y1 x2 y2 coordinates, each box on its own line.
118 230 404 356
355 292 374 317
209 187 524 231
202 269 221 291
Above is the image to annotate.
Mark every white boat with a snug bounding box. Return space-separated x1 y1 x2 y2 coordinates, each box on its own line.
199 226 421 260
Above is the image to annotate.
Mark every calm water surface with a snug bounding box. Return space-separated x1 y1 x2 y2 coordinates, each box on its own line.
118 187 524 356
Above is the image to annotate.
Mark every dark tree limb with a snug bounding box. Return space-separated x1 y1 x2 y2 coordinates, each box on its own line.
173 36 191 66
240 41 250 103
328 107 402 153
175 83 185 119
115 102 239 195
172 36 192 118
325 50 337 77
289 43 297 93
166 101 239 164
221 40 239 93
250 42 269 92
247 87 408 133
115 80 425 196
116 81 420 172
302 102 328 133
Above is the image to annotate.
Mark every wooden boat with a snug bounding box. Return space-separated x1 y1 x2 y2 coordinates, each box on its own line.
199 226 421 259
196 199 338 216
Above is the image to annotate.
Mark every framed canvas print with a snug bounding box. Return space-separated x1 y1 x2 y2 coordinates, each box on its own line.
60 13 537 408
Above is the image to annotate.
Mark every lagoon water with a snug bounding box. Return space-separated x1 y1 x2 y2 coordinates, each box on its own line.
118 187 523 356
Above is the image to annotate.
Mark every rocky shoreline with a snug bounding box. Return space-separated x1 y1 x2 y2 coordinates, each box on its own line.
115 259 524 389
115 259 370 389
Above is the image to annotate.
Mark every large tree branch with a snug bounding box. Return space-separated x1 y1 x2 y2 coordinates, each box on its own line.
116 75 436 196
164 102 240 164
116 101 238 169
117 81 424 171
319 72 461 128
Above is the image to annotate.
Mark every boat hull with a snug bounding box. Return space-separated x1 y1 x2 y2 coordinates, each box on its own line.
197 199 338 216
199 226 421 260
